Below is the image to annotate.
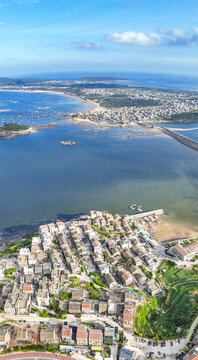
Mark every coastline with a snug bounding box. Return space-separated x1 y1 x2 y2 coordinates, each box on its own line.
0 87 99 112
0 126 37 139
152 215 198 242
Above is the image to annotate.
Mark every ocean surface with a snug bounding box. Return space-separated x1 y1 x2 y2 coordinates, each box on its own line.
0 90 198 238
20 71 198 91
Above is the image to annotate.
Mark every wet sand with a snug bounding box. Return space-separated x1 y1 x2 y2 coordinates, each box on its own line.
154 217 198 242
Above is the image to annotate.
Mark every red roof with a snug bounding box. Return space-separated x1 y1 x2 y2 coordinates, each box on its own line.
82 302 91 309
40 225 48 230
22 284 33 292
89 329 102 340
77 327 88 339
62 327 72 337
124 304 133 311
48 223 55 229
123 311 133 322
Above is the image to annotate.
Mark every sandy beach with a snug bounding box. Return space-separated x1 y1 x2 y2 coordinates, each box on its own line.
153 216 198 242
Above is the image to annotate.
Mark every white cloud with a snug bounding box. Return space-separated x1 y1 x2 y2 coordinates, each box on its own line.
12 0 39 4
73 40 102 50
106 31 162 46
106 27 198 46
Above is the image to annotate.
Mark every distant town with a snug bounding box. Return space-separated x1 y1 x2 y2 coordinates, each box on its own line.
0 209 197 360
1 77 198 128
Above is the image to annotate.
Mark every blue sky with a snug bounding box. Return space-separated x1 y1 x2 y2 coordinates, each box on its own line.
0 0 198 76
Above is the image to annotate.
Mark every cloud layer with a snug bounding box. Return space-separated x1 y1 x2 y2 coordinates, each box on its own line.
105 27 198 46
73 40 102 50
12 0 39 5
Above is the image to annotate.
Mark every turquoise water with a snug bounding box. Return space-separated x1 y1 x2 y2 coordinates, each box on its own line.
0 91 198 235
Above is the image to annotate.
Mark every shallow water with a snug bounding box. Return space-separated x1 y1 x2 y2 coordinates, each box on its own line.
0 91 198 236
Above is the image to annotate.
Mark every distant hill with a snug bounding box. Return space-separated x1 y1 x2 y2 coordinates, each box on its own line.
0 77 44 86
79 76 122 82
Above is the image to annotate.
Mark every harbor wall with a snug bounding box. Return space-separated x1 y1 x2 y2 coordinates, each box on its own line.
161 127 198 152
131 209 164 219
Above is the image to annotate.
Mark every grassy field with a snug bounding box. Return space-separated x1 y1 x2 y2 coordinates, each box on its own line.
0 234 37 257
134 264 198 339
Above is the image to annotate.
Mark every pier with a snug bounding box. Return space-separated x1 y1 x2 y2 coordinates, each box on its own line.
160 127 198 152
131 209 164 219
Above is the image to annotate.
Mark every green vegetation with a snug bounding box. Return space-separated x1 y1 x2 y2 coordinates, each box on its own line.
140 265 153 279
125 258 132 267
104 253 110 263
81 322 95 328
0 342 59 355
89 272 108 288
163 111 198 122
86 282 100 300
0 123 30 132
118 330 124 350
134 298 158 338
5 269 16 276
32 304 67 319
92 224 111 238
132 223 138 231
87 94 160 108
0 234 37 257
104 345 111 358
59 291 71 300
135 265 198 339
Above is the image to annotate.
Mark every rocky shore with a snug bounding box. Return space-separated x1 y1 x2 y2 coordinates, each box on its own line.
0 126 36 139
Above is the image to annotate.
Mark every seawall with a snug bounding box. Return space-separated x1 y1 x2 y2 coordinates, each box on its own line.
160 127 198 152
131 209 164 219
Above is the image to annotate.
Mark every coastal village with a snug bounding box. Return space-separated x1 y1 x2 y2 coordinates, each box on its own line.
65 86 198 126
0 210 197 360
1 81 198 128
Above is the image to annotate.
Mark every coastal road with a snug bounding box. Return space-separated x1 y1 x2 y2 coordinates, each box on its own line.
1 312 197 358
143 316 198 357
0 352 76 360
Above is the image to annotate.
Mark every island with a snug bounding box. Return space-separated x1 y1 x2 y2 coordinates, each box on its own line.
0 123 36 139
60 140 78 146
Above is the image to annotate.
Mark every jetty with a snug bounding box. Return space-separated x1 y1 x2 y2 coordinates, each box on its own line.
131 209 164 219
160 127 198 152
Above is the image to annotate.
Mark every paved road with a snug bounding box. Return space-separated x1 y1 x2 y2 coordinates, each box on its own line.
0 352 75 360
143 316 198 357
1 311 197 358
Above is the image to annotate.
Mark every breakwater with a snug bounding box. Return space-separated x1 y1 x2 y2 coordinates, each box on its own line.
131 209 164 219
161 127 198 152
